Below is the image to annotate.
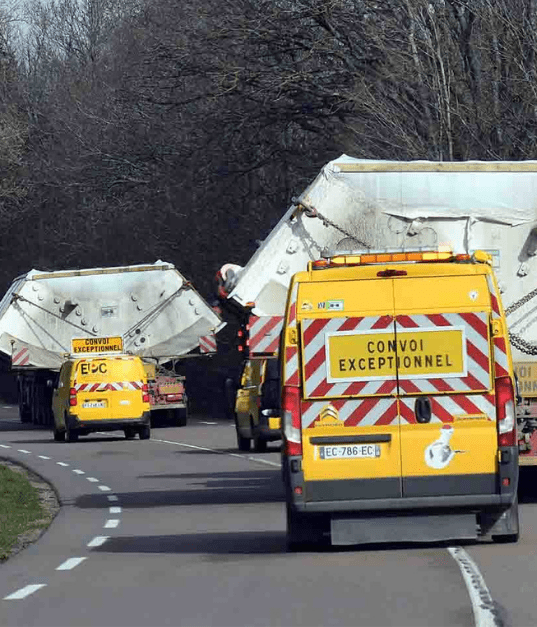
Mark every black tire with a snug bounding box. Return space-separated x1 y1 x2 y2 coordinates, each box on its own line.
53 427 65 442
492 497 520 544
65 422 78 442
124 427 136 440
175 407 188 427
236 425 251 451
139 424 151 440
253 430 268 453
286 506 325 551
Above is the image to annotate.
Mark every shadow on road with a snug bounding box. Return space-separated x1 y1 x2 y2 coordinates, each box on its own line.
91 531 287 555
76 469 284 510
518 466 537 503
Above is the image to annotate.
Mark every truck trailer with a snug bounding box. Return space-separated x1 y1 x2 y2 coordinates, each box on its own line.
2 261 224 427
219 156 537 465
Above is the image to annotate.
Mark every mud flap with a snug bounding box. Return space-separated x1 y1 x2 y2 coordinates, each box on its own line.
330 513 478 546
480 497 519 541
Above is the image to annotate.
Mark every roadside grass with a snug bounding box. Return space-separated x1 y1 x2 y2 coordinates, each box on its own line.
0 464 49 561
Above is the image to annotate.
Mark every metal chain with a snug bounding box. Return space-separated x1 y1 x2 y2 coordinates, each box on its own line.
295 200 371 249
505 286 537 316
509 332 537 356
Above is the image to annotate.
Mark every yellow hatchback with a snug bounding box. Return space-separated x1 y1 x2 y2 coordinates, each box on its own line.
52 354 151 442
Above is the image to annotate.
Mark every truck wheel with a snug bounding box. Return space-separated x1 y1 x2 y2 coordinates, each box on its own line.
492 497 520 544
139 425 151 440
53 427 65 442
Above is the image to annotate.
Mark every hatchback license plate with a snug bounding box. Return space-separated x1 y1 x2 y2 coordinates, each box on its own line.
82 401 107 409
319 444 380 460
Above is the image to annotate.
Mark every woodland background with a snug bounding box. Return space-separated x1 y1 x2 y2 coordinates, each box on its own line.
1 0 537 409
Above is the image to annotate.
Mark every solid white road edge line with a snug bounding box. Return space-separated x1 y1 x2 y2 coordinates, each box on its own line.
104 519 120 529
448 546 502 627
87 536 110 548
4 584 47 600
56 557 87 571
153 438 281 468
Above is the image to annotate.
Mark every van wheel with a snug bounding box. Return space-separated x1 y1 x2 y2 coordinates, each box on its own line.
139 425 151 440
492 497 520 544
124 427 136 440
65 423 78 442
53 427 65 442
235 422 250 451
286 506 325 551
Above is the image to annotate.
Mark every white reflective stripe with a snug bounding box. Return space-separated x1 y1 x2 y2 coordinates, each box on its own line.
285 350 299 383
494 345 510 372
399 394 495 423
249 316 283 353
301 397 397 428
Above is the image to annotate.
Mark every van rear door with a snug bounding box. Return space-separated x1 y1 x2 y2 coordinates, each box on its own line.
392 274 497 497
298 278 403 501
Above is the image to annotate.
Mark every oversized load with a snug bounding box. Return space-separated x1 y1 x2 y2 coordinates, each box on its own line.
2 261 224 426
219 156 537 463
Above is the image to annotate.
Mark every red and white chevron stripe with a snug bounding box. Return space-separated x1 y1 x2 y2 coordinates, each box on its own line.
12 347 30 367
396 312 491 393
486 274 510 378
302 397 398 429
199 334 217 354
284 283 300 386
248 315 283 356
74 381 143 392
398 392 496 424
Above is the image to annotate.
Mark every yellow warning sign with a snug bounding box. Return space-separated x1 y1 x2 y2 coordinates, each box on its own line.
514 362 537 397
71 337 123 354
327 328 466 381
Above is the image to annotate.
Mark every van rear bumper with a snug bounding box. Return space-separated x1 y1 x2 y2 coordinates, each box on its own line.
69 411 151 432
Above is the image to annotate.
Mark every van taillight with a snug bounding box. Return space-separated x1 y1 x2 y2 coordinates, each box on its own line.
69 387 77 407
282 386 302 456
142 383 149 403
496 377 516 446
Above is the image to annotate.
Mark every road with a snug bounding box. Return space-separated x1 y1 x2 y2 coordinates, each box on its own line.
0 405 536 627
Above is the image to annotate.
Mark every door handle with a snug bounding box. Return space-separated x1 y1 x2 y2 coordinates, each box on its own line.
310 434 392 445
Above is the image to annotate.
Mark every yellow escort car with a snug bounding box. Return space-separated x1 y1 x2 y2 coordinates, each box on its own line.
281 248 519 548
52 352 151 442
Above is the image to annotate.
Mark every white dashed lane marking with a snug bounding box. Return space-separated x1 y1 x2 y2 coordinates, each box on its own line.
56 557 87 571
4 584 47 600
0 444 11 449
87 536 109 548
104 519 120 529
98 485 111 492
17 449 31 454
87 477 99 483
38 455 50 460
107 495 119 502
109 507 121 514
72 469 84 474
56 462 69 467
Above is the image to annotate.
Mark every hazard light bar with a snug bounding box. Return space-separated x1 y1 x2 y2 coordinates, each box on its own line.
310 246 485 269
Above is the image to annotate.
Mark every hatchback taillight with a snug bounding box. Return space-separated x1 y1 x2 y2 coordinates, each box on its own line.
496 377 516 446
69 387 77 407
142 384 149 403
282 386 302 456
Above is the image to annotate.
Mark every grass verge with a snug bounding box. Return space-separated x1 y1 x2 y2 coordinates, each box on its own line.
0 461 59 561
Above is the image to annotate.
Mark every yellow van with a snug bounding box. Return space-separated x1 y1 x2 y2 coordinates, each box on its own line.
281 248 519 548
52 354 151 442
234 357 281 452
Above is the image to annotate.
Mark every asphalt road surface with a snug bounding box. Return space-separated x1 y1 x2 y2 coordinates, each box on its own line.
0 405 536 627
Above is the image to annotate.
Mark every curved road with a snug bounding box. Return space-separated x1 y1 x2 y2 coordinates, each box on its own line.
0 405 535 627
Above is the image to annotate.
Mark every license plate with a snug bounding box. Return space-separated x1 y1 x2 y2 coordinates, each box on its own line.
319 444 380 460
82 401 107 409
159 383 181 394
